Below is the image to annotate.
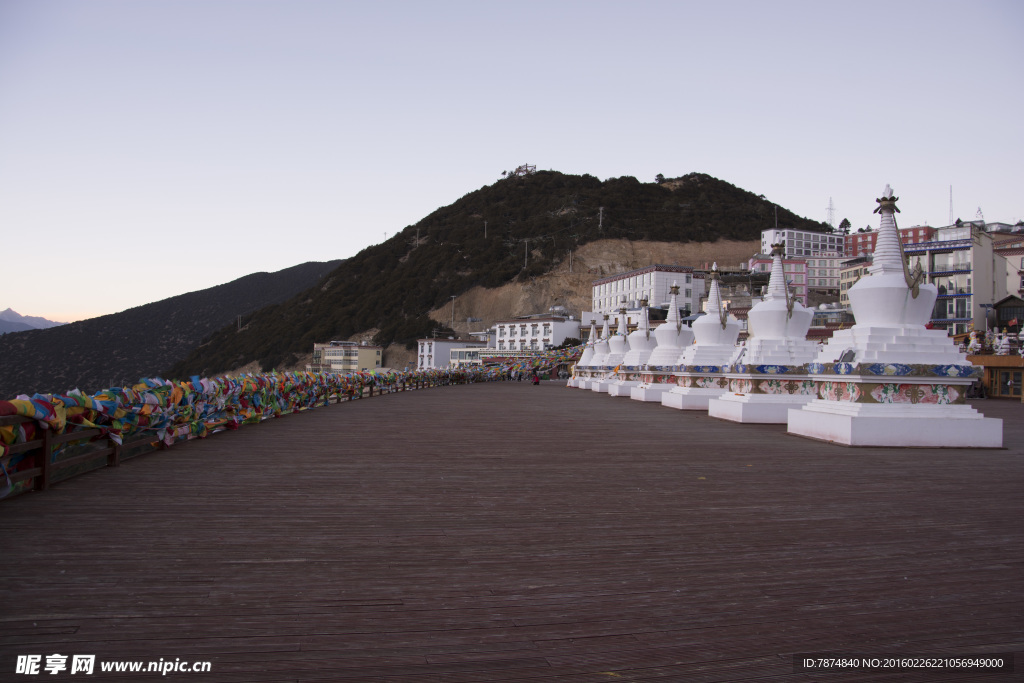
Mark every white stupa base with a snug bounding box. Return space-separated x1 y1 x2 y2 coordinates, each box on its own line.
607 381 641 397
708 393 816 424
743 338 820 367
817 325 968 366
591 379 617 393
661 387 727 410
787 400 1003 448
631 384 674 402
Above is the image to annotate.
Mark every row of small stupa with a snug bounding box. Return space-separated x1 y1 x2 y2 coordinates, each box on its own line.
569 186 1002 448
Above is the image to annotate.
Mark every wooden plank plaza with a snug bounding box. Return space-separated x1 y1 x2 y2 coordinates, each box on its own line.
2 381 1021 682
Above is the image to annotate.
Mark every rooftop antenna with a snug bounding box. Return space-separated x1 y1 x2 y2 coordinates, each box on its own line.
949 185 954 226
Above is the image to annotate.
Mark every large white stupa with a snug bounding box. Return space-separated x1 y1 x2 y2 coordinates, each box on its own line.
787 185 1001 447
632 283 695 402
662 265 742 410
608 300 657 397
708 242 821 423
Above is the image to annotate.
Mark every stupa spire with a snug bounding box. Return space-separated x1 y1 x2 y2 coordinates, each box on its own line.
764 243 788 301
639 298 650 339
868 184 904 275
705 263 728 328
666 282 682 330
616 306 628 336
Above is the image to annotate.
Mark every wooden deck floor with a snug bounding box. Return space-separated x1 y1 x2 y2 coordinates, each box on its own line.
2 382 1021 682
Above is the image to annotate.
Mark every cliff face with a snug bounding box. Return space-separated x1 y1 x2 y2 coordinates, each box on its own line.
428 238 760 338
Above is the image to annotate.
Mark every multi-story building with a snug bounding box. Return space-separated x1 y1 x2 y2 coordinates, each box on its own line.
309 340 383 373
591 265 705 319
903 225 1017 336
845 224 936 257
805 252 845 292
747 254 809 305
417 338 487 370
839 256 872 307
761 228 844 258
494 315 579 352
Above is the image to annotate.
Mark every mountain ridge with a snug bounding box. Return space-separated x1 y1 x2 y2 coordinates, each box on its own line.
0 308 67 334
0 261 342 398
171 171 830 377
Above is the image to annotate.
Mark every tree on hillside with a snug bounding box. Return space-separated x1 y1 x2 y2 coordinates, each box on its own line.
838 218 851 234
655 173 665 184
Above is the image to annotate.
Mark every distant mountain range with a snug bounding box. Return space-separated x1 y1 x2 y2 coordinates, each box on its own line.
0 261 341 398
0 309 67 335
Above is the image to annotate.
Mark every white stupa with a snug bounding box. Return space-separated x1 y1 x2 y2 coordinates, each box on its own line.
608 299 657 396
632 283 695 402
662 264 742 410
709 242 821 423
583 315 612 389
592 307 631 393
577 319 598 367
788 185 1001 447
568 319 599 387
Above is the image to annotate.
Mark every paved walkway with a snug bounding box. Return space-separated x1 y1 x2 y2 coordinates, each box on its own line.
2 382 1021 682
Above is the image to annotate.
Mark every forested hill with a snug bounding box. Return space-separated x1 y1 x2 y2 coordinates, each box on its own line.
171 171 830 377
0 261 341 398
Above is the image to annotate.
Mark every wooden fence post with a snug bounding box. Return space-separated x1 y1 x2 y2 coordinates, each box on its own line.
37 427 52 491
108 438 121 467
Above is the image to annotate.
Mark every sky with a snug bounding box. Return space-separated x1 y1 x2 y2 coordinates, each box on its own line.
1 0 1021 323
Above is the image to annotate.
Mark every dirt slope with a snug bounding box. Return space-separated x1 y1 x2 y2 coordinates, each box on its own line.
429 238 759 336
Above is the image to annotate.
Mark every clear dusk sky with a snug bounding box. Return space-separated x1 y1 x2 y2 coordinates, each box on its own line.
1 0 1021 323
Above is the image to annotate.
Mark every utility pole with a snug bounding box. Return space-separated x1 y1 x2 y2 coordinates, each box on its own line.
484 220 487 238
450 295 456 332
598 207 604 232
524 239 528 267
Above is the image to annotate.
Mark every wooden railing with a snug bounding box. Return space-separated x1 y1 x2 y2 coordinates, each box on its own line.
0 375 471 500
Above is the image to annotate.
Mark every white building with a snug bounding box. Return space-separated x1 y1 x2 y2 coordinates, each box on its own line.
805 252 845 291
591 265 705 319
494 316 579 352
904 224 1018 335
761 228 845 258
417 338 487 370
